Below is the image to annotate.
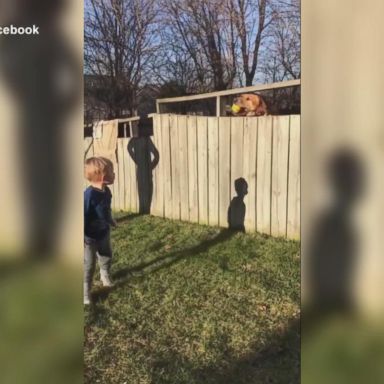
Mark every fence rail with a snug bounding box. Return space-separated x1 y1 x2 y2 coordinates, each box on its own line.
156 79 301 116
84 113 300 239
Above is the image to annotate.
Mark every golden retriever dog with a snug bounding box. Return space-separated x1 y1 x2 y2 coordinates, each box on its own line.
231 93 268 116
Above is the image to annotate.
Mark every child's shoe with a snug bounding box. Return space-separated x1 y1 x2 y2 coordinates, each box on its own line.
100 270 114 287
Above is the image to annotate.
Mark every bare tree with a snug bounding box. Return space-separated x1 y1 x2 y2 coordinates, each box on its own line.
269 0 300 80
229 0 276 86
159 0 239 92
85 0 158 118
258 0 300 113
151 43 205 95
84 0 300 116
157 0 293 91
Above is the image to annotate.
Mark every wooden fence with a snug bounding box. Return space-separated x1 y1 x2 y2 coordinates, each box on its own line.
84 114 300 239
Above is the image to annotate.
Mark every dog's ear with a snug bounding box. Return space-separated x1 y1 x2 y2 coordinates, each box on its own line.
250 95 260 110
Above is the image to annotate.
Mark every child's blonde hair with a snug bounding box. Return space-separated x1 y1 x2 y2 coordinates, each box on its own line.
84 157 114 182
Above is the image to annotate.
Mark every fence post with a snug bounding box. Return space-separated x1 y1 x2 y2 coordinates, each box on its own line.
216 96 220 117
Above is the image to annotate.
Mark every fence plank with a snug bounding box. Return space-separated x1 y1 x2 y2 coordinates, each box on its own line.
208 117 219 226
84 137 94 160
117 139 125 211
135 141 140 212
170 114 180 220
152 114 163 216
178 115 189 221
151 116 158 214
122 138 131 211
256 116 273 235
112 148 119 211
197 116 208 224
162 114 172 218
230 118 244 186
219 117 231 228
229 118 244 229
243 117 258 232
271 116 290 237
140 138 152 214
128 138 138 213
125 139 132 211
157 116 165 217
187 116 199 223
287 115 300 239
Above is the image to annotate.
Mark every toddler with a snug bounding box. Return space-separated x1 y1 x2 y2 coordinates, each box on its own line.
84 157 116 304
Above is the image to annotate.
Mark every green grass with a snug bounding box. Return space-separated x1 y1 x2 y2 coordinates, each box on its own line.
0 261 82 384
301 316 384 384
84 213 300 384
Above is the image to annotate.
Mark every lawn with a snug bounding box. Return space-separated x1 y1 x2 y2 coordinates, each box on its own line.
84 213 300 384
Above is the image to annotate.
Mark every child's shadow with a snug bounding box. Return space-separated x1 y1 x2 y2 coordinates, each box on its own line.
127 137 159 214
305 148 365 323
227 178 248 232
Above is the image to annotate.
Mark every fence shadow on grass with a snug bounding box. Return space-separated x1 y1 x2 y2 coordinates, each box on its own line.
148 317 300 384
114 213 142 224
92 228 239 303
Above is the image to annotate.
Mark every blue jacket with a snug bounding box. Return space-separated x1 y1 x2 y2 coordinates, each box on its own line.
84 186 113 241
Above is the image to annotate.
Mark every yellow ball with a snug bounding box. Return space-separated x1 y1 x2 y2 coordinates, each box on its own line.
231 104 241 113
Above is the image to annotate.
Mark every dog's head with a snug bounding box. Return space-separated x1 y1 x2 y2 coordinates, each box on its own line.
232 93 268 116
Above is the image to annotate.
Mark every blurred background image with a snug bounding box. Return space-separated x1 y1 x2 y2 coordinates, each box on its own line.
302 0 384 382
0 0 83 383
